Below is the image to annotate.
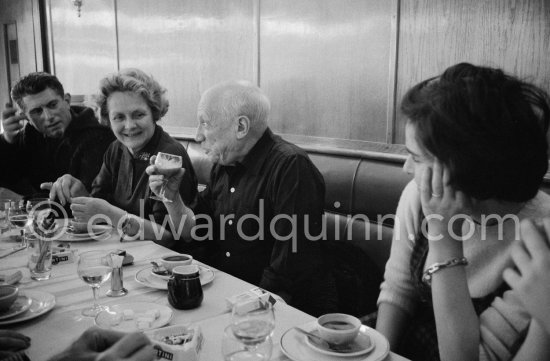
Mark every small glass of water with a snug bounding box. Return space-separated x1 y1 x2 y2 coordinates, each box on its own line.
77 251 112 316
7 200 28 245
222 300 275 361
222 325 273 361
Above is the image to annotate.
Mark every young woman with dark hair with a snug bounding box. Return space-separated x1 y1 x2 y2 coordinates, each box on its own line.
376 63 550 361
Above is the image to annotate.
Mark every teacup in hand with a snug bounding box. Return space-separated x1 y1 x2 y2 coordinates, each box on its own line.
316 313 361 345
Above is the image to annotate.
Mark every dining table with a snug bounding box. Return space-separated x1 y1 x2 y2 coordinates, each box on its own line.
0 224 410 361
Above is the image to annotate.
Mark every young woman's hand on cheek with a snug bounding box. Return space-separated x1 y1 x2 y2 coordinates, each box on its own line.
420 159 472 245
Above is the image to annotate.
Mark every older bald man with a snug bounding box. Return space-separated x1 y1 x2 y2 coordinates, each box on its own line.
147 81 335 315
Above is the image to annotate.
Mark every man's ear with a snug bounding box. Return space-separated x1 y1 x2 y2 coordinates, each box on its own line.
64 93 71 104
235 115 250 139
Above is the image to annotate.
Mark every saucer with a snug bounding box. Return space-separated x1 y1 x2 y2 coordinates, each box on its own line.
0 295 32 320
0 290 55 326
281 321 389 361
305 328 374 357
95 302 172 332
135 265 214 290
55 225 111 242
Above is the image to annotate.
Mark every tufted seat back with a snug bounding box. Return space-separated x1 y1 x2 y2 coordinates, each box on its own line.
308 152 410 271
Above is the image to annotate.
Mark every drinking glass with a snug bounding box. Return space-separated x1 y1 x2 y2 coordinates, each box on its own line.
7 200 28 245
222 325 273 361
27 232 53 281
149 152 183 203
26 198 51 215
223 300 275 361
0 198 12 234
26 198 52 230
77 251 112 316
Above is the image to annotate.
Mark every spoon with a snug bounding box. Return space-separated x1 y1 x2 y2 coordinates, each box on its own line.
150 261 170 276
293 327 353 353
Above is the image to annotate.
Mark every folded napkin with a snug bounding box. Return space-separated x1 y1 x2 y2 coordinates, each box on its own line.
0 270 23 285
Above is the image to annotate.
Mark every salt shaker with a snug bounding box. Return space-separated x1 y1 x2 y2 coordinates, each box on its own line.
106 250 128 297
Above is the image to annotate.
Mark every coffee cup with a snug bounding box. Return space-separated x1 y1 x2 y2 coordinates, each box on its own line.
167 265 203 310
160 254 193 273
70 219 89 234
0 285 18 311
316 313 361 345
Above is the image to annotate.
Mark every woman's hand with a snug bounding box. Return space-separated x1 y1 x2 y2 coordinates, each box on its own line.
70 197 113 222
48 327 155 361
503 218 550 335
146 155 185 202
420 160 472 244
0 330 30 358
45 174 89 205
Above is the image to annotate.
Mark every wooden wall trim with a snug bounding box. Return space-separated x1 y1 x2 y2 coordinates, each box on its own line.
173 131 408 164
44 0 54 74
173 132 550 183
385 0 400 144
31 0 42 71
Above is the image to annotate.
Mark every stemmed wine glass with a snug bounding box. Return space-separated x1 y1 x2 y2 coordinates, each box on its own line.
0 198 12 234
77 251 112 316
7 200 28 245
222 300 275 361
149 152 183 203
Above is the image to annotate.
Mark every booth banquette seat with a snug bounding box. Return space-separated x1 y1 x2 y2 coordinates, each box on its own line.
180 137 550 317
180 138 550 274
180 138 411 274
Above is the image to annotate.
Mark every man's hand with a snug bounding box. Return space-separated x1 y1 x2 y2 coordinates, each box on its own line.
146 155 185 202
46 174 89 205
49 327 155 361
70 197 112 222
1 102 27 144
0 330 31 358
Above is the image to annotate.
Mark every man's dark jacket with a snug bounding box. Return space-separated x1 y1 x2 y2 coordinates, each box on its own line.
0 106 115 196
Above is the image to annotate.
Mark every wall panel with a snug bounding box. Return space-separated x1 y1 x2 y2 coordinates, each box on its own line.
117 0 257 134
49 0 117 95
42 0 550 159
395 0 550 143
260 0 394 143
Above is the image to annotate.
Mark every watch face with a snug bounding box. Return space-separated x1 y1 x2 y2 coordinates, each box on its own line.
119 213 141 241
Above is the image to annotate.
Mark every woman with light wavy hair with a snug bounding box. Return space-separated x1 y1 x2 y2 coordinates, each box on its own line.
49 69 197 246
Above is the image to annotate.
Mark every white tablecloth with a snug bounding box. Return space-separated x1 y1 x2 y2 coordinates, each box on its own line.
0 229 408 361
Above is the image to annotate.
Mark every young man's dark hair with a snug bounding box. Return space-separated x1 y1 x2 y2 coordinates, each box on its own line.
11 72 65 110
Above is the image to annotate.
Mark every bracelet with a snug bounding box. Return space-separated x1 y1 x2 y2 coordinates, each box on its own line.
422 257 468 286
